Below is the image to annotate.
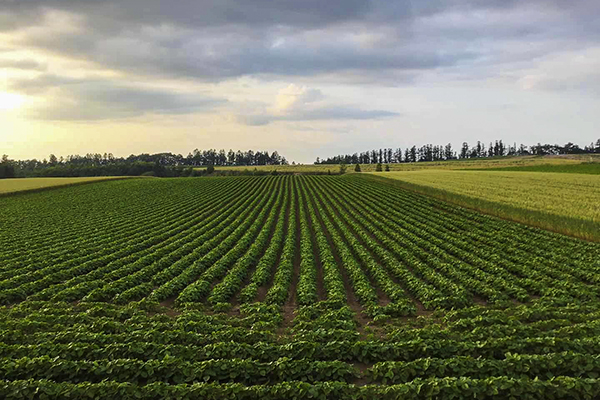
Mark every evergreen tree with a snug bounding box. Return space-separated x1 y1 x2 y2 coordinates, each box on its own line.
354 163 361 172
410 146 418 163
460 142 469 159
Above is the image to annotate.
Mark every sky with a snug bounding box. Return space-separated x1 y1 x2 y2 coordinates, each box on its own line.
1 1 599 164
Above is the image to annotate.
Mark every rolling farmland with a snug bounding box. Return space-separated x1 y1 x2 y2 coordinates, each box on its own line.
1 175 600 399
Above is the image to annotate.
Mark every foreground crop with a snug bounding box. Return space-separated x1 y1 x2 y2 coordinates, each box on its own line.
1 175 599 398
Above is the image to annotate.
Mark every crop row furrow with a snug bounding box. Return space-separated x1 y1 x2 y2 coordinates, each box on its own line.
207 177 290 306
149 178 280 302
28 178 265 303
0 179 238 271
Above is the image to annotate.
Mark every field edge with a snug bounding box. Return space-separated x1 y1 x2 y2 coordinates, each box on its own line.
362 174 599 243
0 176 141 197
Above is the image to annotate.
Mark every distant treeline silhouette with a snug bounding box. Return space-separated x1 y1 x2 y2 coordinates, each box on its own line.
316 139 600 165
0 149 288 178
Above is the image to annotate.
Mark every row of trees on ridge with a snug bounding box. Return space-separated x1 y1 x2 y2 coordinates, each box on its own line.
316 139 600 165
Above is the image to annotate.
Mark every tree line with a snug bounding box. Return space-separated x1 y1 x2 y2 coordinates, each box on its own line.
0 149 289 179
315 139 600 165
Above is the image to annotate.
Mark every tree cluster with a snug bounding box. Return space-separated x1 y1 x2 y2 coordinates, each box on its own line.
184 149 287 167
316 139 600 164
0 155 16 179
1 149 289 179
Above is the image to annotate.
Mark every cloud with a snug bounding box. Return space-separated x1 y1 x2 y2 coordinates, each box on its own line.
9 74 80 94
10 74 226 121
0 1 371 32
1 0 597 91
1 0 600 163
274 84 324 112
288 107 399 121
235 84 399 125
0 1 530 83
515 48 600 96
0 59 46 71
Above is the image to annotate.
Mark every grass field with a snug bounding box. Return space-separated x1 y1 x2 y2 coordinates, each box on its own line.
483 162 600 174
1 176 600 398
203 154 599 173
0 176 131 195
372 170 600 241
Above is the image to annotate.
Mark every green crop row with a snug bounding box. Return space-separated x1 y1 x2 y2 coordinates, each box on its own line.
0 356 356 385
2 376 600 399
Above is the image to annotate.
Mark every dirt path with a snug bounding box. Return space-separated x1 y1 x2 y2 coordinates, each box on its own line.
159 297 182 317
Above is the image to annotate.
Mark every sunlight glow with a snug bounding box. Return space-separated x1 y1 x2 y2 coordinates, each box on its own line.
0 92 25 111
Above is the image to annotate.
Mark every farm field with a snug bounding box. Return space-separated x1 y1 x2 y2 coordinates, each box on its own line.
203 154 599 174
0 176 132 195
372 170 600 242
1 175 600 398
483 162 600 174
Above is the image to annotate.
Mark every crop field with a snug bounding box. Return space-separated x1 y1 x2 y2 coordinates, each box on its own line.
1 175 600 398
374 170 600 241
0 176 131 195
484 162 600 174
204 154 599 173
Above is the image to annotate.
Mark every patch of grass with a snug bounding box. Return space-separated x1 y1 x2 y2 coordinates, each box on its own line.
479 162 600 174
0 177 134 196
369 170 600 242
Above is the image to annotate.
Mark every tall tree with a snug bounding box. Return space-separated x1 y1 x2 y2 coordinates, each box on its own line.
460 142 469 159
48 154 58 165
410 146 417 163
444 143 454 160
